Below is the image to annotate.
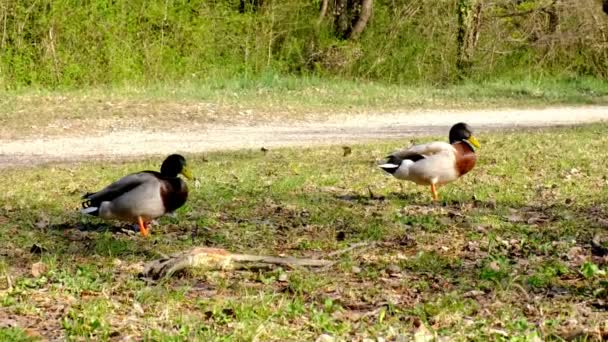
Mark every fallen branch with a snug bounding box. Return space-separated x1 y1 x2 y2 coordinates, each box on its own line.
142 247 333 279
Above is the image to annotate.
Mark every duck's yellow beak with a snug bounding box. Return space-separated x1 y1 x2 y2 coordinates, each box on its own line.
181 166 194 180
467 136 481 149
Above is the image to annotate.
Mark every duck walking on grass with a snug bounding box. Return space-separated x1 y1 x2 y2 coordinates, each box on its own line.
379 123 480 201
81 154 193 236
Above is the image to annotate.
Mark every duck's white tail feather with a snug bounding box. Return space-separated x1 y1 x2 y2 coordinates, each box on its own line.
80 206 99 216
379 163 399 169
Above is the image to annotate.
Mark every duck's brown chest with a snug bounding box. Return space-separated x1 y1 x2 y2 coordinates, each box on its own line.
160 179 189 213
453 142 477 176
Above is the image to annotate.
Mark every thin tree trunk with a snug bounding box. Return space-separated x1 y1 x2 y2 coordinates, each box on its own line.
468 1 483 52
318 0 329 25
456 0 469 75
545 0 559 34
456 0 483 78
349 0 373 40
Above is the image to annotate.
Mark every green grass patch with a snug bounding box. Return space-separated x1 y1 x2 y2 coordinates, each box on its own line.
0 124 607 339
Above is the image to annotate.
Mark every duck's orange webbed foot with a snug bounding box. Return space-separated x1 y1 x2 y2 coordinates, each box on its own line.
138 216 149 237
430 184 439 202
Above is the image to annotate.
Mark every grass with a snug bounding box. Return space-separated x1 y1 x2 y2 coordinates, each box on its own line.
1 124 607 340
1 75 607 139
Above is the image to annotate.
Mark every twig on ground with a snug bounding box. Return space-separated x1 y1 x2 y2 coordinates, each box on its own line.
2 269 12 292
327 241 379 258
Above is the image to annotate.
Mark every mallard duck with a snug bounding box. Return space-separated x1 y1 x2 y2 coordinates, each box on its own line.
80 154 193 236
379 123 480 201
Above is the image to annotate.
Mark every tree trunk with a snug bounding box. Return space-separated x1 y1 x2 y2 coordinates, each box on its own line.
603 0 608 15
456 0 483 78
349 0 373 40
545 0 559 34
331 0 374 40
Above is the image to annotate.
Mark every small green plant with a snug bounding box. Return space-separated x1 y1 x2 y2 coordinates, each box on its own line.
581 262 606 278
0 327 37 342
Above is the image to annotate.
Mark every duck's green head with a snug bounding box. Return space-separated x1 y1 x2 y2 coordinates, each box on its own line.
161 154 194 180
449 122 480 149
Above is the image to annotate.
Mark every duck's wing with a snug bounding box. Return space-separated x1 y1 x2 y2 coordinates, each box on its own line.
392 141 454 158
82 172 158 208
386 141 454 163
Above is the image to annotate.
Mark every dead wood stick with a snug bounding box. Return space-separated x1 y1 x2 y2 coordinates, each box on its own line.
143 240 383 279
143 247 333 279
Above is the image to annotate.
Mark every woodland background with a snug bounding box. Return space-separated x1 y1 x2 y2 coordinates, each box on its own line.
0 0 607 89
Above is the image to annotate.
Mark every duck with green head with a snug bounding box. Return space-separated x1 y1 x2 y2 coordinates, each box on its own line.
81 154 194 236
379 123 480 201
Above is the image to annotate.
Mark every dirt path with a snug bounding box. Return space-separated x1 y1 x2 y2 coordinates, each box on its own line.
1 106 606 168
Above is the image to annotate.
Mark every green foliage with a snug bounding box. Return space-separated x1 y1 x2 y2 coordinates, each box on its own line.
581 262 606 278
0 328 38 342
0 0 606 88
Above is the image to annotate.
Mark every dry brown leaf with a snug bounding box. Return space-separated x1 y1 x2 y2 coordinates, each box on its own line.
488 261 501 272
414 321 436 342
34 218 49 230
506 214 524 223
31 262 47 278
463 290 485 298
567 246 588 267
315 334 336 342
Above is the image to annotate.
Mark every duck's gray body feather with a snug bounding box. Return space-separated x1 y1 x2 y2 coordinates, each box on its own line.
82 172 166 222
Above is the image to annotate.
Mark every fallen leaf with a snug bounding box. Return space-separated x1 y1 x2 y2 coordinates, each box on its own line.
315 334 335 342
31 262 47 278
567 246 587 267
506 214 524 223
463 290 485 298
489 328 509 337
386 264 401 274
133 302 144 315
413 320 436 342
34 218 50 230
0 318 18 328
